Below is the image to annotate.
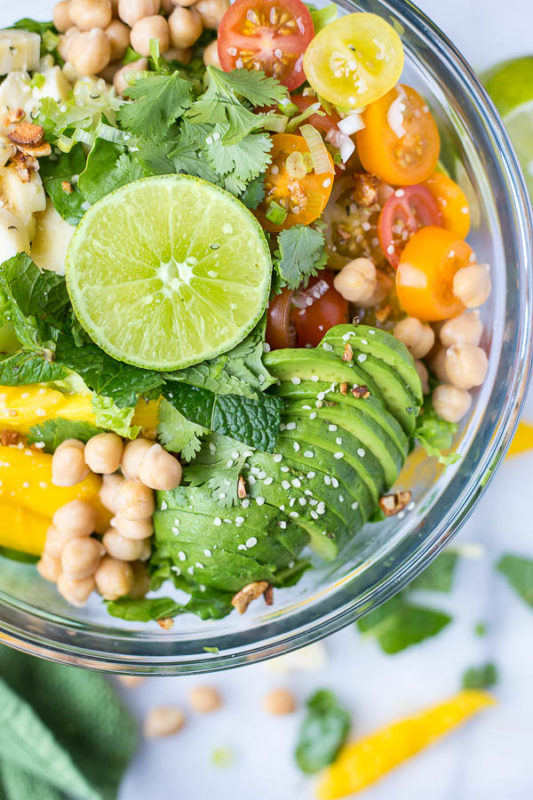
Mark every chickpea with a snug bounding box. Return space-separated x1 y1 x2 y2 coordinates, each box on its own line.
188 685 222 713
130 15 170 56
433 383 472 423
393 316 435 359
103 529 149 561
440 310 483 348
453 263 492 308
263 688 296 715
53 499 97 537
54 0 73 32
121 437 153 479
44 524 78 558
195 0 229 29
61 536 105 579
52 439 89 487
58 27 81 61
164 46 193 64
138 444 182 491
161 0 177 10
105 19 131 60
110 0 120 14
117 478 154 520
429 346 448 383
414 359 429 395
333 258 377 305
112 513 153 539
444 344 488 390
69 28 112 76
85 432 124 474
145 706 186 737
57 573 96 606
168 7 203 49
99 473 125 513
118 0 161 27
37 553 62 583
95 556 134 600
113 57 148 94
70 0 113 30
202 39 220 68
130 561 151 598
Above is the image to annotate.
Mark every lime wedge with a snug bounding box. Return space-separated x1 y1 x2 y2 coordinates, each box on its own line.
66 175 272 371
484 56 533 199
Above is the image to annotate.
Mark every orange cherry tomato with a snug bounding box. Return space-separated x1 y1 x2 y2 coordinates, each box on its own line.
257 133 334 232
424 171 471 239
356 85 440 186
396 226 473 321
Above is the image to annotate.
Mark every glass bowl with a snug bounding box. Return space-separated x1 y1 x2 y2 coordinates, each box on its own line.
0 0 531 674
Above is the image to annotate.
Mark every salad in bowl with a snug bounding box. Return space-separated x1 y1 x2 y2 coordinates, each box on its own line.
0 0 493 628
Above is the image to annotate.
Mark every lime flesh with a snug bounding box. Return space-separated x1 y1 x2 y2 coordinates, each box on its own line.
66 175 272 371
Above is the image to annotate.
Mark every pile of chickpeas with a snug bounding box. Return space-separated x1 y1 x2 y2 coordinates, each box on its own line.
37 432 182 607
53 0 228 89
334 258 491 423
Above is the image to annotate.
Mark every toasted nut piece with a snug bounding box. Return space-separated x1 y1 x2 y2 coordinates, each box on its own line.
99 473 125 513
339 382 348 395
157 617 174 630
85 432 124 474
112 513 154 540
264 584 274 605
352 171 379 207
237 475 247 499
433 383 472 423
61 536 105 579
263 688 296 715
351 385 370 399
379 490 412 517
52 439 89 487
121 437 153 479
116 478 154 520
0 430 21 446
53 499 97 537
138 444 182 491
4 108 25 125
37 553 61 583
342 342 353 362
8 122 45 147
57 573 96 606
12 150 38 182
103 529 150 561
95 555 134 600
188 685 222 713
231 580 269 614
117 675 146 688
19 142 52 158
144 706 186 738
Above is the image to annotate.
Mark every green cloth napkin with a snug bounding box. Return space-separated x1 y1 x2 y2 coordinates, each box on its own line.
0 646 138 800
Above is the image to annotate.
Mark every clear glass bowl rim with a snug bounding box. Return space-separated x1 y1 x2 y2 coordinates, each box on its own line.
0 0 531 674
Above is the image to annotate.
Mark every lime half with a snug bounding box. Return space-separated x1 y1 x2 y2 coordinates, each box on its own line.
484 57 533 199
66 175 272 370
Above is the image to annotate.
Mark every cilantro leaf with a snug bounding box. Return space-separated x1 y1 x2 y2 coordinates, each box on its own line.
295 690 350 775
357 595 451 654
240 173 265 209
497 554 533 607
204 128 273 194
415 396 460 465
39 146 88 226
183 433 252 507
27 419 101 452
118 72 194 138
78 139 145 204
462 662 498 690
157 398 207 461
274 226 328 290
205 67 288 108
410 551 459 593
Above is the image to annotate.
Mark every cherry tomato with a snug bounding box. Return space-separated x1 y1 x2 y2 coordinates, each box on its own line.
378 185 442 268
303 13 403 109
293 271 349 347
217 0 314 91
266 288 297 349
356 85 440 186
257 133 334 232
290 94 340 135
424 171 471 239
396 226 473 322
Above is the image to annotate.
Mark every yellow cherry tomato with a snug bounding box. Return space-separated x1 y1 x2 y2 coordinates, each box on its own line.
425 171 471 238
303 13 404 109
396 226 472 322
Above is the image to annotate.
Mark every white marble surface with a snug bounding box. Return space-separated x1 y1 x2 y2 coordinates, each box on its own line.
1 0 533 797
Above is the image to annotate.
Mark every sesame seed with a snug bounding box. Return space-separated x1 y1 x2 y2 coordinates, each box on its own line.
39 481 47 489
213 517 222 526
281 466 290 473
282 480 291 490
322 343 333 351
279 521 287 529
357 448 366 457
304 450 314 458
289 511 299 518
285 422 296 430
307 471 316 479
336 437 343 445
291 377 301 384
299 498 307 506
334 452 344 459
195 562 204 569
235 516 245 524
289 498 296 507
328 424 338 432
293 442 300 452
273 454 283 462
407 501 415 511
310 510 319 519
204 549 212 557
317 502 326 515
264 477 273 485
35 409 46 417
324 475 332 485
339 495 344 502
246 537 258 548
241 499 250 508
291 478 301 488
161 500 168 511
256 496 265 506
178 551 187 561
357 354 367 363
351 501 359 510
331 477 339 488
311 375 319 382
238 544 246 550
188 566 195 575
309 412 317 420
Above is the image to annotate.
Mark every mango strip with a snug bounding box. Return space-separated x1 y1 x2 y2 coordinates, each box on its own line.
0 500 49 556
317 690 496 799
0 385 95 434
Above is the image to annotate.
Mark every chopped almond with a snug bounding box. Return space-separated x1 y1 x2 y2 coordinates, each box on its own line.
157 617 174 631
379 490 412 517
237 475 247 499
12 150 37 183
264 584 274 606
0 430 21 446
351 385 371 399
20 142 52 158
352 172 379 207
61 180 73 194
342 342 354 362
8 122 45 147
231 580 269 614
375 305 391 324
339 382 348 395
4 108 25 125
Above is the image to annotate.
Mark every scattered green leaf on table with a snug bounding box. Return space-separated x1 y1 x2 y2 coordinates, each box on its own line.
462 662 498 690
410 551 459 593
357 595 451 654
295 689 350 775
497 554 533 607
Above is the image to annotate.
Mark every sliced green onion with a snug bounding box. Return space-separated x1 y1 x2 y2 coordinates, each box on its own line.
57 135 75 153
286 151 308 179
30 73 46 90
96 122 133 145
262 114 288 133
72 128 95 146
287 102 324 132
278 100 299 117
307 3 338 33
266 201 288 225
300 124 334 174
42 29 60 54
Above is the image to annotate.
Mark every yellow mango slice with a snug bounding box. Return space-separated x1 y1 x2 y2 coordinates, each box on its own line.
0 446 110 534
317 690 496 799
507 422 533 458
132 398 160 432
0 385 95 434
0 501 49 555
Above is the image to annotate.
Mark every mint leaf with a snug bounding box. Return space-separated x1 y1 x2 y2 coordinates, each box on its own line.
0 545 39 564
357 596 451 654
497 554 533 607
27 419 101 452
274 225 328 290
295 689 350 775
118 71 194 138
40 146 88 226
183 433 252 507
410 551 459 593
157 398 207 461
107 596 182 622
0 351 67 385
415 396 460 465
462 662 498 690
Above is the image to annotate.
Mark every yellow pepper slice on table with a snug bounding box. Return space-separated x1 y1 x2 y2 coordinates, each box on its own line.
317 690 496 799
507 421 533 458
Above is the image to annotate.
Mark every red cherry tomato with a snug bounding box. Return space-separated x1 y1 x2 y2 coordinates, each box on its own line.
292 271 349 347
266 287 297 349
217 0 314 91
378 185 442 268
290 94 340 134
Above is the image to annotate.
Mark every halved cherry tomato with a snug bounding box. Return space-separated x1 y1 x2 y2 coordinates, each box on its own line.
290 94 340 135
303 13 403 109
356 85 440 186
378 185 442 268
396 226 473 321
292 271 349 347
266 287 297 349
257 133 334 232
424 171 471 239
217 0 314 91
